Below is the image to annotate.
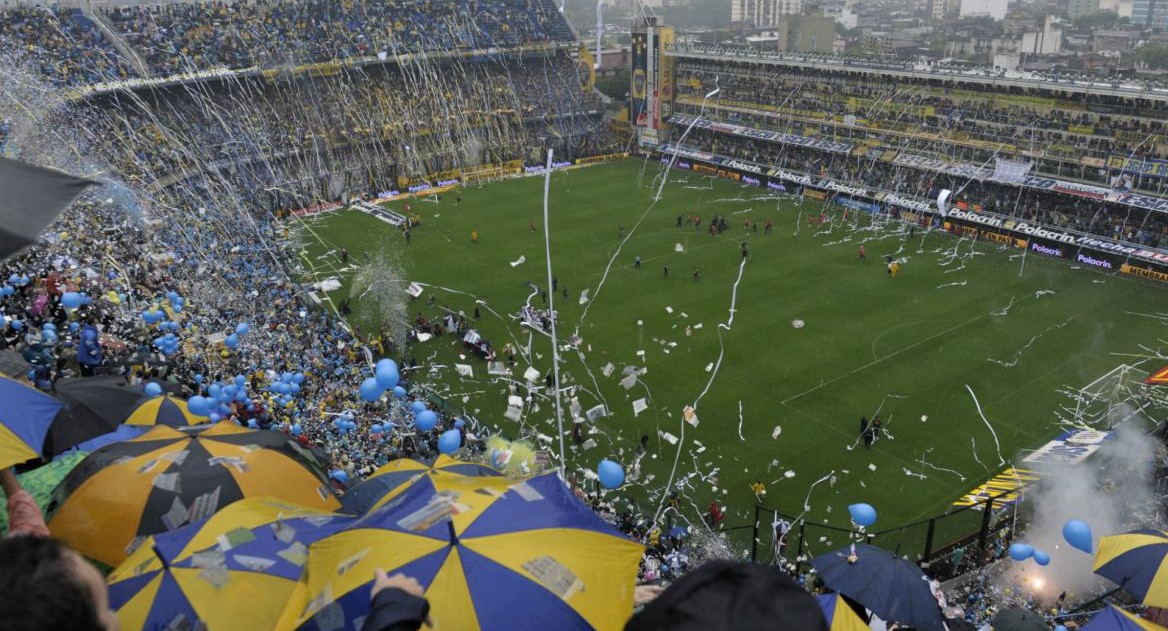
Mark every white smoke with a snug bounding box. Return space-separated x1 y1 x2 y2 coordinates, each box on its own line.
998 419 1163 603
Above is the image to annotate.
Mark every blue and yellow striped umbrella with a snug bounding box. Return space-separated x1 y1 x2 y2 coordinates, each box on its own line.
0 375 65 469
341 454 501 514
123 394 204 427
49 422 341 567
1081 605 1168 631
277 472 643 631
817 594 871 631
1095 529 1168 607
109 497 352 631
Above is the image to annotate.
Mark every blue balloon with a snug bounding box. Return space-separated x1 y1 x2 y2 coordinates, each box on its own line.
234 375 246 386
6 274 18 285
42 322 55 331
1009 543 1034 561
1033 550 1051 566
410 400 426 415
415 409 438 432
371 423 383 433
61 292 86 309
224 334 239 349
393 385 407 399
236 322 250 335
598 459 625 489
281 372 294 383
848 503 878 528
293 373 306 385
438 429 461 454
1057 625 1068 631
274 382 290 395
454 419 465 429
194 374 204 383
69 322 79 332
209 412 222 422
289 383 301 395
375 359 400 389
330 470 349 483
359 377 384 402
247 419 259 429
42 331 57 344
208 384 223 399
9 320 22 331
291 424 302 436
1063 519 1093 554
144 383 163 397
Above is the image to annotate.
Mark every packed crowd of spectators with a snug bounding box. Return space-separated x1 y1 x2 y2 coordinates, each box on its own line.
101 0 574 76
83 53 601 190
677 128 1168 247
675 58 1168 191
0 5 137 86
0 0 573 86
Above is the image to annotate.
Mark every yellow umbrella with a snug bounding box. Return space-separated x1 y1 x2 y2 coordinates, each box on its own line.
340 454 500 514
276 472 642 631
1095 529 1168 607
109 497 351 631
817 594 871 631
123 395 204 427
1080 605 1168 631
48 422 340 566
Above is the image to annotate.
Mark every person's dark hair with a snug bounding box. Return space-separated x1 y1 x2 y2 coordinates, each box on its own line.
625 560 828 631
0 536 105 631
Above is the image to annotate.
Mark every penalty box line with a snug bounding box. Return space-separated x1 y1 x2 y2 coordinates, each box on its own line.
781 295 1036 405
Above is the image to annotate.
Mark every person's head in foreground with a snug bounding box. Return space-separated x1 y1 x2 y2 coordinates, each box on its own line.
0 535 120 631
625 560 829 631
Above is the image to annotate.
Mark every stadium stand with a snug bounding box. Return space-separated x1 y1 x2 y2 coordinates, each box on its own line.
100 0 578 76
0 5 137 85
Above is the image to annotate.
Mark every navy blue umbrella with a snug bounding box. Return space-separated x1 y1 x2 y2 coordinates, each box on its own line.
811 544 946 631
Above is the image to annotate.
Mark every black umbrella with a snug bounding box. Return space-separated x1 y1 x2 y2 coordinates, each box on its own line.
43 376 147 456
811 544 947 631
0 350 31 379
0 156 95 261
991 607 1049 631
945 617 979 631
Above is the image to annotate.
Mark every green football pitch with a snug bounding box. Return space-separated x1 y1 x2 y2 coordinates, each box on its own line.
295 159 1167 556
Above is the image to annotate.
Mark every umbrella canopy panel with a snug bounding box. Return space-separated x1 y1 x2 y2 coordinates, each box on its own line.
47 422 340 566
279 472 643 631
1095 529 1168 608
811 544 946 631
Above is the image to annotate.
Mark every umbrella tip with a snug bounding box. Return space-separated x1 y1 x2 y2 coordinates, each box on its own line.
447 520 459 546
152 544 170 570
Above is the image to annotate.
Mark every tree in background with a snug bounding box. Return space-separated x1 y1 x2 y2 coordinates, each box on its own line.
1136 45 1168 70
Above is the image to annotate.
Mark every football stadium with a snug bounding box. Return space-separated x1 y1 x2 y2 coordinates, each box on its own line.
2 1 1168 629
